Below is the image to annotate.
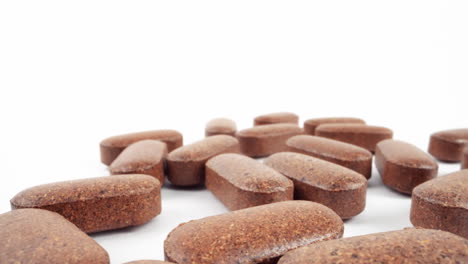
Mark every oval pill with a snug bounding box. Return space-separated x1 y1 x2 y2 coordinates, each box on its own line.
463 147 468 169
236 124 304 157
411 170 468 239
164 201 343 264
315 124 393 153
100 130 183 166
264 152 367 219
428 128 468 162
0 209 110 264
109 140 167 184
375 139 438 194
206 153 293 210
286 135 372 179
278 228 468 264
205 118 237 137
10 174 161 233
124 261 174 264
303 117 365 135
254 112 299 126
167 135 240 186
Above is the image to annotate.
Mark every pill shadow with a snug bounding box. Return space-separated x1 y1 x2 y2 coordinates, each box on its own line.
91 218 161 239
163 182 206 191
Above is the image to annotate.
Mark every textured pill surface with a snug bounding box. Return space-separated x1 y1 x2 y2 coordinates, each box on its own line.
463 147 468 169
278 228 468 264
164 200 343 264
264 152 367 219
124 261 174 264
10 174 161 233
303 117 365 135
428 128 468 162
206 153 293 210
100 130 183 165
375 139 438 194
167 135 240 186
205 118 237 137
0 209 110 264
411 170 468 239
110 140 167 184
236 124 304 157
315 124 393 153
287 135 372 179
254 112 299 126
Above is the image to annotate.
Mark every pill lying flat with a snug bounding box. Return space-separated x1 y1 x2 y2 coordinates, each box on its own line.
410 170 468 239
254 112 299 126
463 147 468 169
428 128 468 162
315 124 393 153
10 174 161 233
0 209 109 264
264 152 367 219
375 139 438 194
167 135 240 186
236 124 304 157
278 228 468 264
124 261 174 264
100 130 183 165
303 117 365 135
109 140 167 184
206 153 293 210
205 118 237 137
164 201 343 264
286 135 372 179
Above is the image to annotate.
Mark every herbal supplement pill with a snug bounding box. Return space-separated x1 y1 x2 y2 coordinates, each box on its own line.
124 261 174 264
205 118 237 137
100 130 182 165
254 112 299 126
206 153 293 210
10 174 161 233
428 128 468 162
264 152 367 219
110 140 167 184
166 135 240 186
286 135 372 179
164 201 343 264
304 117 365 135
463 147 468 169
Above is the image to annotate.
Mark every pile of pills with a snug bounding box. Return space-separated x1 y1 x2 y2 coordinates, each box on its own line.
1 112 467 263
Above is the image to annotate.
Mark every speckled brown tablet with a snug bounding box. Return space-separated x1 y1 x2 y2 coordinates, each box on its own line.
254 112 299 126
109 140 167 184
428 128 468 162
375 139 438 194
167 135 240 186
0 209 109 264
164 201 343 264
287 135 372 179
206 153 293 210
463 147 468 169
10 174 161 233
236 124 304 157
124 261 174 264
411 170 468 239
315 124 393 153
303 117 365 135
205 118 237 137
100 129 183 165
278 228 468 264
264 152 367 219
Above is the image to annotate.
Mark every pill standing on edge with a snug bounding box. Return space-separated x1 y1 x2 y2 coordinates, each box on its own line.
264 152 367 219
205 118 237 137
277 229 468 264
205 153 293 210
410 170 468 239
463 147 468 169
303 117 365 135
315 124 393 153
109 140 167 184
428 128 468 162
236 124 304 157
166 135 240 186
100 130 183 166
164 201 343 264
254 112 299 126
10 174 161 233
375 139 438 194
286 135 372 179
0 209 110 264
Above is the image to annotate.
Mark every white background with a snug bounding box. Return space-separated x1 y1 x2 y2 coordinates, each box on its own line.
0 1 467 263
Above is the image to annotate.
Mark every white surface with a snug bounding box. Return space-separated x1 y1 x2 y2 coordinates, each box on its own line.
0 1 467 263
